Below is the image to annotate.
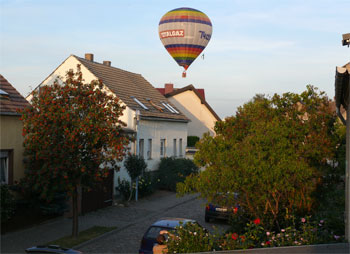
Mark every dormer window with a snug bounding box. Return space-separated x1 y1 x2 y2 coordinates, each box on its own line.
131 96 148 110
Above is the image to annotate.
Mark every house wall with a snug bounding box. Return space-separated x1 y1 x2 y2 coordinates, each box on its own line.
0 115 26 183
114 118 188 193
168 91 217 138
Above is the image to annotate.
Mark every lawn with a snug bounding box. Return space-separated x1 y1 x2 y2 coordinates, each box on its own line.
46 226 117 248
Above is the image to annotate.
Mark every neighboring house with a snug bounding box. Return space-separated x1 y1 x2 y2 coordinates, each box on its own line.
157 83 220 137
28 54 189 197
0 75 31 185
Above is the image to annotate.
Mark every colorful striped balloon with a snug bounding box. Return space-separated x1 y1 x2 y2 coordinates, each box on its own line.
158 7 212 77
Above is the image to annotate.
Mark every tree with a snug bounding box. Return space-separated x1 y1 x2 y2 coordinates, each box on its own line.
177 85 341 229
124 154 147 201
20 66 130 237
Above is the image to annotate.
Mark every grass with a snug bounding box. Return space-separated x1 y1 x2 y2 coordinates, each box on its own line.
46 226 117 248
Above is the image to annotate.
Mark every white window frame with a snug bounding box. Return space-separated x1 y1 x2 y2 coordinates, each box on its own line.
0 151 9 184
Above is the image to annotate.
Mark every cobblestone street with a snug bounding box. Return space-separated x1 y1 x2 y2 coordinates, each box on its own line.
77 195 230 253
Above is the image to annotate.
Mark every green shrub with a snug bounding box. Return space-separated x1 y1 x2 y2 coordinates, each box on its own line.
116 177 131 201
166 222 216 253
156 157 199 192
187 136 200 147
1 184 15 222
124 154 147 181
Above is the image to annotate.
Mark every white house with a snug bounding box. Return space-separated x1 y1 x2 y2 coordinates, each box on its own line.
157 83 220 137
28 53 189 194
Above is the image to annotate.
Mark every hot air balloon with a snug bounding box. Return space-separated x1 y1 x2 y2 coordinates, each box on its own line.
158 7 212 77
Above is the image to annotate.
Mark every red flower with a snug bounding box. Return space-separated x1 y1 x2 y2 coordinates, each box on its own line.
231 233 238 240
265 241 271 245
254 218 261 225
233 207 238 214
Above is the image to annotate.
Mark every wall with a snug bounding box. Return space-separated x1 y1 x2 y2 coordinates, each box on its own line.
0 115 26 183
114 118 188 193
168 91 217 137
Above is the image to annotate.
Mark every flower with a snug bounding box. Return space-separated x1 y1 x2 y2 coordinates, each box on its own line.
334 235 340 240
254 218 261 225
320 220 324 224
266 231 270 236
261 242 265 246
231 233 238 240
233 207 238 214
281 229 285 232
301 217 306 223
265 241 271 245
240 235 246 242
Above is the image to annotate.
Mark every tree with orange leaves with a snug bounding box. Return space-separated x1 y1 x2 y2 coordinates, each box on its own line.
20 65 130 237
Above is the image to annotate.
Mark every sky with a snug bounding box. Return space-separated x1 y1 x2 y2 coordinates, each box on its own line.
0 0 349 119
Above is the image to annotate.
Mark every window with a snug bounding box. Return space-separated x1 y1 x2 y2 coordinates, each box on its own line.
173 139 177 157
0 151 9 184
179 139 183 157
147 139 152 160
131 96 148 110
139 139 144 158
160 139 166 157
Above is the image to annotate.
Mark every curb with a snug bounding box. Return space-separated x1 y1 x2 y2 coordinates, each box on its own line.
72 194 198 250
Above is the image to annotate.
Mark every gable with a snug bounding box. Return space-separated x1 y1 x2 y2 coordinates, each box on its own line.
0 75 30 115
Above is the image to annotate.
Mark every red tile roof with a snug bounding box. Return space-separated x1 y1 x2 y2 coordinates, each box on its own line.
0 75 30 115
74 56 188 122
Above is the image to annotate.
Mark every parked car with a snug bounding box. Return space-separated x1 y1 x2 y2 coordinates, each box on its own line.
139 217 198 254
205 192 239 222
25 245 82 254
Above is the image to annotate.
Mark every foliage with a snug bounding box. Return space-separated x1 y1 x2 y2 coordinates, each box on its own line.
166 222 216 253
177 86 341 229
0 184 15 222
46 226 117 248
124 154 147 181
156 157 199 192
116 177 131 201
166 217 343 253
116 171 156 201
20 65 130 236
187 136 200 147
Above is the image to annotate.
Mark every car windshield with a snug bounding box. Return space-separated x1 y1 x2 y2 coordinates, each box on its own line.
145 226 172 239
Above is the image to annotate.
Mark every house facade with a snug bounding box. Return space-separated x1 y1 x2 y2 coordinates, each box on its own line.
157 83 220 138
29 54 189 194
0 75 31 185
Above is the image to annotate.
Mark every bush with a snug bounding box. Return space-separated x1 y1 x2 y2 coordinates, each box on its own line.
124 154 147 181
166 222 216 253
187 136 200 147
165 217 344 253
1 184 15 222
116 171 157 201
156 157 199 192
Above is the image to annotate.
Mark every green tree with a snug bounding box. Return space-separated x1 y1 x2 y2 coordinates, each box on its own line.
177 86 340 229
123 154 147 201
20 66 130 237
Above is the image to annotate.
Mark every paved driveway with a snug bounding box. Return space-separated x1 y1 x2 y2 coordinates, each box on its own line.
77 195 230 253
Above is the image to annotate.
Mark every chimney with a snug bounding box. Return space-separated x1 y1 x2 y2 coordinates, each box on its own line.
103 61 111 67
164 83 174 94
85 53 94 61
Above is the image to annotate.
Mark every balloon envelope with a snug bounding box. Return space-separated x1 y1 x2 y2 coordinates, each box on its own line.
158 7 212 73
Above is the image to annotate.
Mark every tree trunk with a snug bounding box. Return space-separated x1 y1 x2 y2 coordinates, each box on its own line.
72 185 79 238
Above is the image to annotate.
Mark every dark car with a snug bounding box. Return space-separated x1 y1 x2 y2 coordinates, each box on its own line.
139 217 197 254
205 192 239 222
25 245 82 254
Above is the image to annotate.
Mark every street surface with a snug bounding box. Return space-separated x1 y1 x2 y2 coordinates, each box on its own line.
78 196 230 253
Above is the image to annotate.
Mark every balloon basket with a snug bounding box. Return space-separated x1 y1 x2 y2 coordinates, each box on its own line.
182 71 186 78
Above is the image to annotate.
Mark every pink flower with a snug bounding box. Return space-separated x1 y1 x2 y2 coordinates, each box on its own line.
266 231 270 236
301 218 306 223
